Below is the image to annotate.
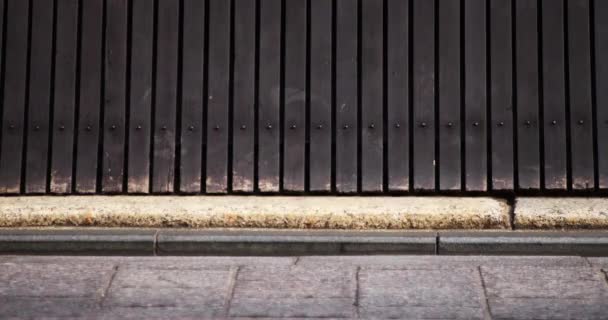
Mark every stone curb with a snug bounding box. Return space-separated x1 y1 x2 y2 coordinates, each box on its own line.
438 231 608 256
0 196 510 229
0 228 156 255
514 197 608 229
2 228 608 256
156 229 437 255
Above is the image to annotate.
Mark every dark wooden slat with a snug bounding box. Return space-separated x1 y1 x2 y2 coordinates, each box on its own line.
309 0 332 191
75 0 103 193
386 0 409 191
515 0 540 190
596 0 608 189
50 0 79 194
25 0 54 193
412 0 435 190
360 0 383 192
152 0 179 193
283 0 306 192
541 0 567 190
0 0 29 194
126 0 153 193
490 0 513 190
438 0 459 190
179 0 204 193
335 0 358 193
568 0 594 190
205 0 230 193
232 0 255 192
102 0 128 193
258 0 281 192
464 0 487 191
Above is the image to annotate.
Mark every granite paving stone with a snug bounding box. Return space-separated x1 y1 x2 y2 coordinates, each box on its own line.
0 262 115 298
0 255 607 319
104 267 234 316
488 298 608 320
588 257 608 268
229 266 356 318
481 267 608 299
0 297 99 318
230 298 356 318
482 266 608 319
94 306 248 319
359 268 486 319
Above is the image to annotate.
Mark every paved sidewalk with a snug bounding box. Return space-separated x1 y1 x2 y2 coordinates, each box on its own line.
1 255 607 319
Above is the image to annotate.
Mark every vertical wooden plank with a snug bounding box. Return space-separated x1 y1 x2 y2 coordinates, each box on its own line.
0 0 29 194
127 0 153 193
152 0 179 193
438 0 460 190
412 0 435 190
283 0 306 192
596 0 608 188
464 0 487 191
25 0 54 193
102 0 128 192
309 0 332 191
179 0 204 193
335 0 358 193
232 0 255 192
515 0 540 189
75 0 103 193
205 0 230 193
542 0 567 190
490 0 513 190
386 0 409 191
50 0 79 193
360 0 383 192
258 0 281 192
568 0 594 190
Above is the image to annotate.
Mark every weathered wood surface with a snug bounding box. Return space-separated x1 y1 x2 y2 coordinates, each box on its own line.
0 0 604 194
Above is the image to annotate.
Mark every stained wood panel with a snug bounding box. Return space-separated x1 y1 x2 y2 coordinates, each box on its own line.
335 0 358 193
464 0 487 191
258 0 281 192
412 0 435 190
438 0 460 191
541 0 567 190
127 0 154 193
0 0 29 194
0 0 605 195
232 0 256 192
516 0 540 190
309 0 333 191
102 0 128 193
596 0 608 189
205 0 230 193
152 0 179 193
50 0 79 194
490 0 514 190
25 0 54 193
179 0 205 193
360 0 383 192
283 0 306 192
387 0 409 191
568 0 594 190
75 0 104 193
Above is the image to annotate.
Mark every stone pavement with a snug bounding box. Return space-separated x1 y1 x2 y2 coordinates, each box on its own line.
0 255 607 319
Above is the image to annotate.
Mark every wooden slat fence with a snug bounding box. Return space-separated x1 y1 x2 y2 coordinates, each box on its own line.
0 0 606 194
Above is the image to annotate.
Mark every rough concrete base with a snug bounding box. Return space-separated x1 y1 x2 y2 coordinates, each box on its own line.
0 196 510 229
515 198 608 229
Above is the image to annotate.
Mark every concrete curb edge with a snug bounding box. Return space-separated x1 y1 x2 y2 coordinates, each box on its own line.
1 228 608 256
